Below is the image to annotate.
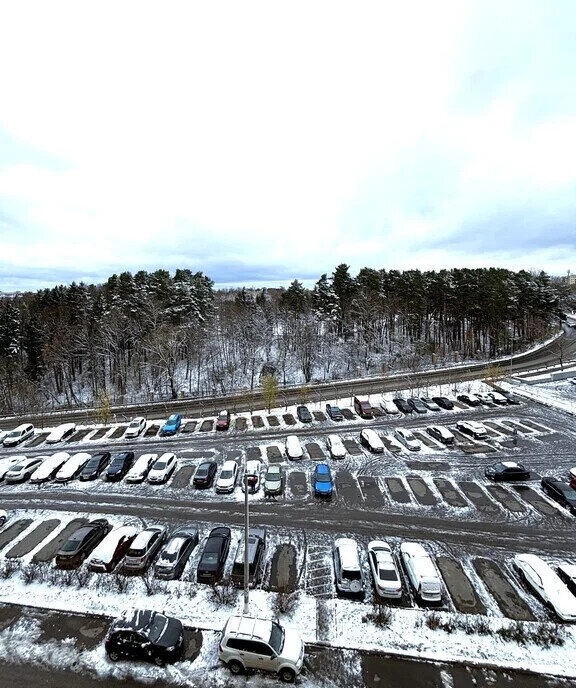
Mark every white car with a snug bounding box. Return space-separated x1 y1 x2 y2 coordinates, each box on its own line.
0 456 25 481
514 554 576 622
124 417 147 439
126 453 157 483
285 435 303 460
393 428 421 451
400 542 443 604
147 452 177 484
488 391 508 405
87 525 139 573
45 423 76 443
456 420 488 440
380 397 401 415
216 460 239 493
426 425 455 445
5 457 44 484
326 434 346 459
241 460 262 492
0 431 7 445
360 429 384 453
30 452 71 483
54 452 91 482
367 540 403 599
3 423 34 447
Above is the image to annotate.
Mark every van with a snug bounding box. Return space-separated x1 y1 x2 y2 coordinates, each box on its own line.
400 542 442 604
3 423 34 447
231 528 266 588
353 397 373 419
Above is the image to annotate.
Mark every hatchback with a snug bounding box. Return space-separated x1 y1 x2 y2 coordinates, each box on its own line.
106 452 135 481
123 526 167 573
55 519 111 568
154 528 199 580
197 526 231 584
4 457 44 483
263 465 284 496
216 460 238 493
313 463 333 497
159 413 182 436
216 409 231 431
105 610 184 666
296 405 313 423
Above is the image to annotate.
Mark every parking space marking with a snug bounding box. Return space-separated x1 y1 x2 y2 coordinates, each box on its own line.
406 477 438 506
358 475 386 508
433 478 469 508
512 485 570 518
305 543 333 599
457 482 501 515
484 485 526 513
32 518 88 563
5 519 61 559
472 557 535 620
0 519 34 552
384 477 411 504
436 556 486 615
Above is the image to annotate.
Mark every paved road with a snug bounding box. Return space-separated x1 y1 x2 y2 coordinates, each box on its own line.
2 329 575 429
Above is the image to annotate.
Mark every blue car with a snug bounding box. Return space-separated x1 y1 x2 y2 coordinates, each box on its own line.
314 463 333 498
160 413 182 436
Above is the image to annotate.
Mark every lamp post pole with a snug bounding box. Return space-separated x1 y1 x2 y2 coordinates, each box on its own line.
243 468 250 615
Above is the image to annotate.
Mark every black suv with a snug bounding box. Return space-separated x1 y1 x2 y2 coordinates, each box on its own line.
106 452 135 481
541 478 576 515
197 526 231 583
105 609 184 666
55 519 111 568
296 405 313 423
193 461 217 488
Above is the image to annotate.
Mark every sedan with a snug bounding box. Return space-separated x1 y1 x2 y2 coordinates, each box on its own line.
360 429 384 453
393 428 421 452
147 453 177 484
126 453 157 483
45 422 76 443
367 540 403 599
514 554 576 622
215 460 238 493
159 413 182 437
87 525 139 573
426 425 455 445
216 410 231 431
79 452 111 481
380 398 401 415
420 397 441 411
296 405 313 423
326 434 347 459
193 460 217 488
485 461 530 482
407 398 428 414
393 398 412 414
4 457 44 484
124 417 147 439
55 519 111 568
313 463 333 498
105 610 184 666
541 478 576 515
263 465 284 496
154 528 199 580
30 452 70 483
105 452 135 482
54 452 91 482
432 396 454 410
197 526 231 583
457 393 481 407
326 404 343 421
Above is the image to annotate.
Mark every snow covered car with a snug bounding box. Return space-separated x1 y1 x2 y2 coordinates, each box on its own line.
557 563 576 596
154 528 199 580
474 393 496 407
3 423 34 447
124 417 147 439
241 460 262 493
54 452 92 483
456 420 488 440
393 428 421 452
123 526 168 573
326 434 346 459
159 414 182 437
360 429 384 453
147 452 177 484
29 452 70 483
215 460 238 493
5 456 44 483
514 553 576 621
45 422 76 443
488 391 508 405
125 453 157 483
0 456 25 481
420 397 441 411
87 525 139 573
367 540 403 599
457 393 481 407
400 542 442 604
285 435 303 460
485 461 530 482
379 398 401 415
426 425 455 445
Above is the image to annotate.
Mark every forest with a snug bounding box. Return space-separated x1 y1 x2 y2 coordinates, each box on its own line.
0 265 564 413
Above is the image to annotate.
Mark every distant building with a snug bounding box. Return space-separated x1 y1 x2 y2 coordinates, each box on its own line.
560 272 576 286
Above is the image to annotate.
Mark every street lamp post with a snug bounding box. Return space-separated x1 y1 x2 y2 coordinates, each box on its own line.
243 469 250 615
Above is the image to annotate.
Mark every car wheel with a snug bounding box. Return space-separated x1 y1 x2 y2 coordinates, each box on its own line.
153 655 165 667
279 667 296 683
228 660 244 675
108 651 120 662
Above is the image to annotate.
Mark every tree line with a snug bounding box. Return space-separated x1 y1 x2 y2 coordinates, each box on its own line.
0 265 563 413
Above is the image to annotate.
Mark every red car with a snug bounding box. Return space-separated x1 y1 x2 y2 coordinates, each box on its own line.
216 410 231 431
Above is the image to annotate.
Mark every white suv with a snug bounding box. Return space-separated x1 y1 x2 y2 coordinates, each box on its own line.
219 615 304 683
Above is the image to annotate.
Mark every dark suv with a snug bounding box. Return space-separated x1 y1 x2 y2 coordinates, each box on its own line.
541 478 576 514
55 519 111 568
105 610 184 666
296 405 313 423
197 527 231 583
325 404 343 421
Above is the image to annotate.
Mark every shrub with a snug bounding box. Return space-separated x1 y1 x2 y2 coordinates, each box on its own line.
362 603 393 627
530 623 565 648
497 620 528 644
112 573 130 593
209 581 237 606
273 590 300 617
142 570 166 596
74 568 92 588
22 561 44 584
0 559 20 579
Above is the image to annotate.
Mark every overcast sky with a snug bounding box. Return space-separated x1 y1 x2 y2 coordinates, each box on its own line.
1 1 575 292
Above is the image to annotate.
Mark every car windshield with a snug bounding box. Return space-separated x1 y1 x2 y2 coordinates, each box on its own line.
6 431 20 438
492 463 506 472
129 421 140 428
316 473 331 482
84 458 100 470
61 538 82 552
167 416 178 423
110 457 125 468
378 568 398 581
148 614 169 643
269 621 284 654
220 470 233 479
267 473 281 483
201 552 218 565
10 463 26 472
153 461 167 470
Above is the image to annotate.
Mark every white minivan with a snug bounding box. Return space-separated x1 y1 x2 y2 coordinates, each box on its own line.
400 542 442 604
285 435 303 460
3 423 34 447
